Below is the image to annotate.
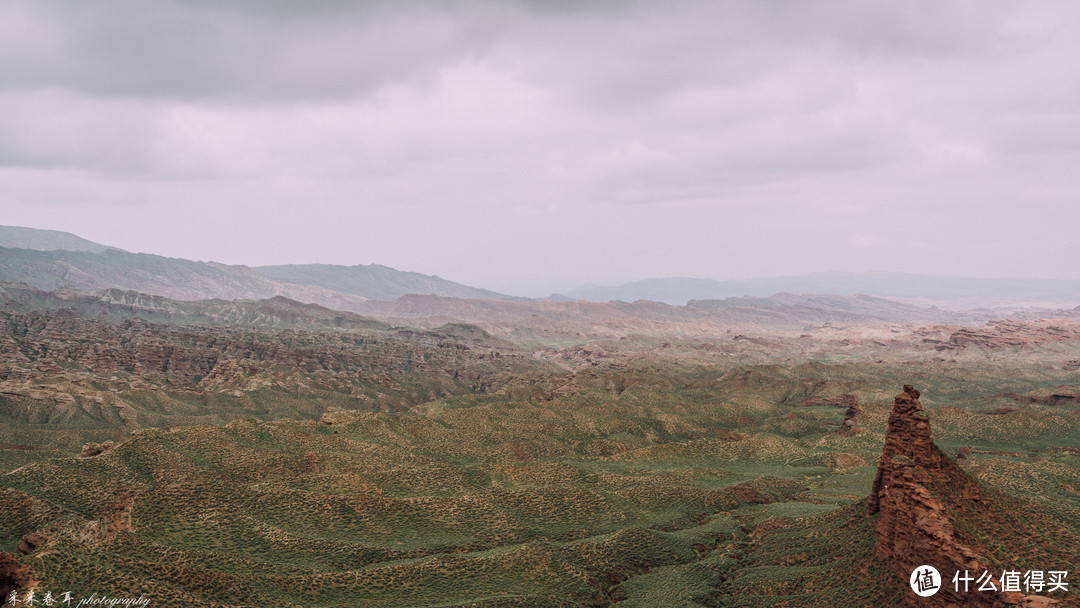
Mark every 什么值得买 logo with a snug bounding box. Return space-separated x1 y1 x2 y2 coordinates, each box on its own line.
908 566 1070 597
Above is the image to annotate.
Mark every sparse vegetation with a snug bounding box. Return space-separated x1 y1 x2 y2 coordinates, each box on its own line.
2 295 1079 606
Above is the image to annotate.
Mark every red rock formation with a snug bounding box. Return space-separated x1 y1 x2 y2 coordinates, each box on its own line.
837 400 863 436
869 385 1056 608
0 551 31 597
16 533 46 555
80 440 116 457
941 319 1080 351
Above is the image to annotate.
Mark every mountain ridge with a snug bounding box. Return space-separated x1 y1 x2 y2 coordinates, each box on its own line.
0 246 374 312
6 225 1080 310
0 225 118 254
254 262 516 301
0 226 517 306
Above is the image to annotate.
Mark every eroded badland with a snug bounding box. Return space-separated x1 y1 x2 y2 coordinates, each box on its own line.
2 285 1079 606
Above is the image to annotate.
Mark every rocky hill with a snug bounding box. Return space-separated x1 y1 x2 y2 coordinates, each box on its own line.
0 282 387 331
0 300 538 468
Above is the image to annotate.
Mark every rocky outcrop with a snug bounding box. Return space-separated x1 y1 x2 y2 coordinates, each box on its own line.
994 391 1080 407
939 319 1080 351
81 440 116 457
837 400 863 435
869 385 1058 607
319 406 358 426
16 533 47 555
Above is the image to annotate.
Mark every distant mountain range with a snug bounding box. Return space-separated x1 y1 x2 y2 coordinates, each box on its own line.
0 225 514 306
0 246 373 311
3 225 1079 309
352 291 1001 337
0 283 1009 342
558 273 1080 308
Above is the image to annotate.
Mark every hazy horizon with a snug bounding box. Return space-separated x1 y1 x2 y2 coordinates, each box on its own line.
3 2 1080 296
7 222 1080 300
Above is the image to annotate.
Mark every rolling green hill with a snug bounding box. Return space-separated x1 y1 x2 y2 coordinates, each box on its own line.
2 293 1079 605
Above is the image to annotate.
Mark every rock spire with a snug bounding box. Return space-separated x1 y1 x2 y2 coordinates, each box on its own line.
869 385 1057 608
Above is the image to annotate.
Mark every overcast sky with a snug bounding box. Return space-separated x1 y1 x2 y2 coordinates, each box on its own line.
2 1 1079 296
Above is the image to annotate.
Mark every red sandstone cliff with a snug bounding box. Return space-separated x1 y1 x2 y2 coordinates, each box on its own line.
869 385 1070 607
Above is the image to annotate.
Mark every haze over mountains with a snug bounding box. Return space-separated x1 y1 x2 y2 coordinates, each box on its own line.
1 225 1079 311
0 226 511 309
561 274 1080 308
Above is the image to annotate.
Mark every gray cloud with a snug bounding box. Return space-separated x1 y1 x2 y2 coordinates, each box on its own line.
2 0 1080 295
1 1 497 99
